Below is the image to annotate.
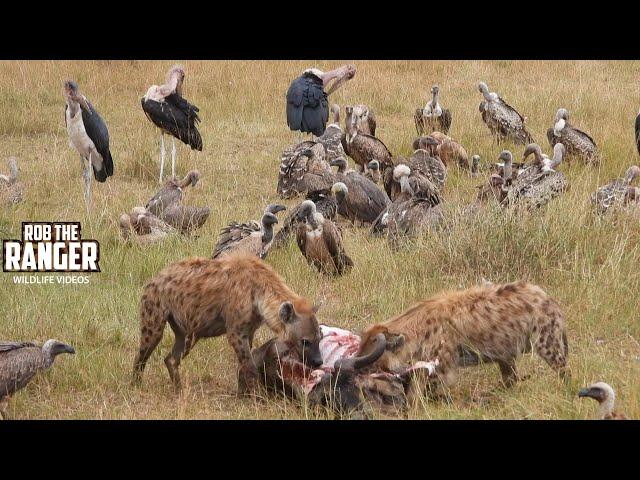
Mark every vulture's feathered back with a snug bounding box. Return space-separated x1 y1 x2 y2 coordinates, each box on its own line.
0 340 75 416
546 108 598 165
478 82 533 145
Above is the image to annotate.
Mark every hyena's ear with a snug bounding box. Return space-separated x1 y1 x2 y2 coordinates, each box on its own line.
312 304 320 314
279 302 297 324
386 333 405 352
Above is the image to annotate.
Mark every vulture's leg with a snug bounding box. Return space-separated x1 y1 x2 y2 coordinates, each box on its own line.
159 132 166 184
171 137 176 179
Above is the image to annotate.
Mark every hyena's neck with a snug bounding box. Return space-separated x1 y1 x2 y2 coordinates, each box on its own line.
255 286 299 335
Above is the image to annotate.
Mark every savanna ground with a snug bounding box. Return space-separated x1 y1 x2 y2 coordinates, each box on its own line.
1 60 639 419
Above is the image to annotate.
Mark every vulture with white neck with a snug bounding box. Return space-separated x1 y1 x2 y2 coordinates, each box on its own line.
504 143 569 209
119 207 176 245
342 105 394 174
0 157 24 205
295 200 353 276
579 382 627 420
212 204 287 259
277 141 336 198
271 188 338 249
146 170 201 217
546 108 599 165
591 165 640 214
329 158 391 225
414 85 452 135
348 104 377 136
286 65 356 137
381 165 444 241
478 81 533 145
0 340 75 419
384 136 446 203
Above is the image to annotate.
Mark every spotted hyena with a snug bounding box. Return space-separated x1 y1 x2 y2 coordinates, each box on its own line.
132 254 323 394
357 280 568 398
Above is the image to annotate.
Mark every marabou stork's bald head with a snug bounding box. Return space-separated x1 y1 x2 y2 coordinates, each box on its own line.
63 80 90 111
305 64 356 95
166 64 186 95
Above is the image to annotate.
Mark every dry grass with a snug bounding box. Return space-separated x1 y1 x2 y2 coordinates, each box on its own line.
1 60 639 419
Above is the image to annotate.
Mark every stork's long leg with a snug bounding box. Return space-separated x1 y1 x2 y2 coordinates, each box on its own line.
171 137 176 179
84 153 92 209
159 132 166 184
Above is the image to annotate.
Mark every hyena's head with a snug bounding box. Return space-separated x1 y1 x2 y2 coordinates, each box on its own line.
357 324 409 373
279 299 323 368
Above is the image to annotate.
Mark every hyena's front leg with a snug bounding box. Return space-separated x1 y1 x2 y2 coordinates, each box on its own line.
228 329 259 395
497 359 520 387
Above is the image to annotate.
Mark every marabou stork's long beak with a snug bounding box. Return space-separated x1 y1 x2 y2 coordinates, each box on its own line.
324 64 356 95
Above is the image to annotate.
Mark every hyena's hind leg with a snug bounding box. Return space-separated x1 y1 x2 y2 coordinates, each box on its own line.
132 290 168 385
164 316 200 391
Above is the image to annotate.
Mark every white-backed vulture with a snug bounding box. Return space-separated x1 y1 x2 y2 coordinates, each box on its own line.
348 104 377 136
421 134 469 169
0 340 75 419
212 204 287 259
591 165 640 214
384 165 444 240
0 157 24 205
119 207 176 245
329 158 391 225
161 204 211 234
365 160 381 184
546 108 599 165
271 189 338 249
385 139 446 202
296 200 353 276
579 382 627 420
478 81 533 145
471 155 481 177
342 106 393 173
414 85 452 135
146 170 201 216
316 104 347 162
505 143 569 209
277 141 335 199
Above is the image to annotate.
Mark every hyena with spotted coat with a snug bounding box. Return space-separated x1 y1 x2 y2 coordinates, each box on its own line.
357 280 568 397
132 254 323 394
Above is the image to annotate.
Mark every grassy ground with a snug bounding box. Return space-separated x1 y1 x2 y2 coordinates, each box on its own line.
1 60 639 419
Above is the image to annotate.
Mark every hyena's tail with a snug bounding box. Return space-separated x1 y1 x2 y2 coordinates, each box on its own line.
535 299 569 380
132 281 168 385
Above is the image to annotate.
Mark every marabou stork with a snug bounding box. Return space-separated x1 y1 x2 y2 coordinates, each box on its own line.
141 65 202 183
286 65 356 137
63 80 114 208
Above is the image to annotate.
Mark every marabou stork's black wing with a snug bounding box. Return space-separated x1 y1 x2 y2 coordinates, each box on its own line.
81 98 114 182
286 74 328 137
635 113 640 156
141 94 203 151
